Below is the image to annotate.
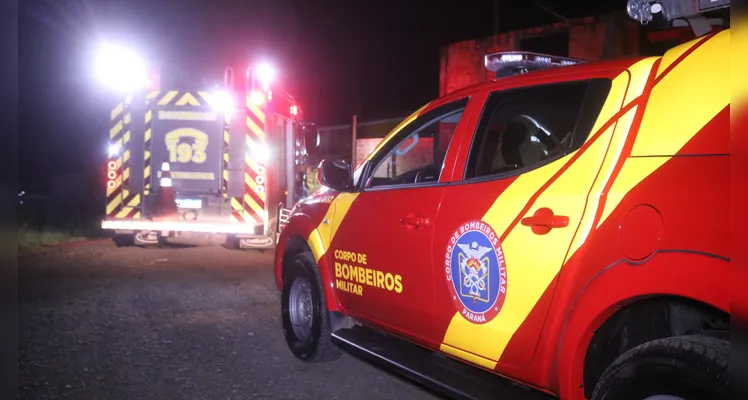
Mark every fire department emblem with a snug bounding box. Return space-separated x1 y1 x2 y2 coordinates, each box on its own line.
445 221 507 324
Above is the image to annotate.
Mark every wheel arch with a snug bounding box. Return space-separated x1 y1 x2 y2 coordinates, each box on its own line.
276 230 341 313
581 295 729 398
552 251 729 400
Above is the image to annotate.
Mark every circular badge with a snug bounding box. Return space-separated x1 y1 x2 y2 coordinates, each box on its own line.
444 220 507 324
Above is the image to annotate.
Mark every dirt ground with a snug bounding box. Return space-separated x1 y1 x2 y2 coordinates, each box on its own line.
19 241 439 400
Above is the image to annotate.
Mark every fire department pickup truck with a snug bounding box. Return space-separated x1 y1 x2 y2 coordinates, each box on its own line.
275 3 731 399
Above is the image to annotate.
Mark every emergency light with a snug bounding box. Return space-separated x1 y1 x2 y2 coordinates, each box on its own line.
484 51 586 78
94 43 149 92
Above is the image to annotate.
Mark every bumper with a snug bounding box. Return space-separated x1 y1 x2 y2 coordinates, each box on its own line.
101 219 261 235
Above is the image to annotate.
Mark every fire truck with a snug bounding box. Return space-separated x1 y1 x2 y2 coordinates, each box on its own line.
97 52 315 249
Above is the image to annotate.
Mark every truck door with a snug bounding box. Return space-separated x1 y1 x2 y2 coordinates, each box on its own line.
150 91 224 197
432 77 625 370
327 98 470 347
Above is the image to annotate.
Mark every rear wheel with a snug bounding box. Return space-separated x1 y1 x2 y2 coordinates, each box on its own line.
590 335 729 400
281 252 343 362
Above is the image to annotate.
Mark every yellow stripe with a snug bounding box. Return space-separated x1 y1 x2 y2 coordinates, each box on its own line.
224 131 230 143
145 110 152 124
245 172 266 202
133 211 141 219
631 30 729 157
307 193 359 263
224 153 229 163
158 90 179 106
440 68 637 366
565 57 657 258
223 170 229 180
246 115 266 142
106 195 122 215
122 168 130 183
106 175 122 196
144 165 151 180
243 193 265 216
246 100 266 124
114 194 141 218
123 130 131 144
365 102 430 162
231 197 244 211
198 91 210 104
146 91 159 101
111 104 123 120
175 92 201 106
124 150 130 163
124 112 131 125
109 121 123 139
597 33 729 226
244 154 264 176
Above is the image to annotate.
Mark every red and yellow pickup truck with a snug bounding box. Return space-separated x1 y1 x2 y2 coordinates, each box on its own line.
274 5 731 400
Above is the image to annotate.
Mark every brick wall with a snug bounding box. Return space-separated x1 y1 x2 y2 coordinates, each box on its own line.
440 12 657 96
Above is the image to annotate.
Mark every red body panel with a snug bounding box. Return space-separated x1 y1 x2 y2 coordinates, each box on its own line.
275 31 730 400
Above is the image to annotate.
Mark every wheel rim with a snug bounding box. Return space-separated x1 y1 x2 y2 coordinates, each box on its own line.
288 277 314 341
643 396 685 400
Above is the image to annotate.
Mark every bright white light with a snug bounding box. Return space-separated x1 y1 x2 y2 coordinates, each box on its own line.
255 63 275 89
161 162 170 171
251 143 269 163
108 143 121 157
209 90 235 112
160 177 172 187
250 90 266 106
94 44 149 92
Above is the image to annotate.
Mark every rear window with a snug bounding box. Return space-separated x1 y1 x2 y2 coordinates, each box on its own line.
465 79 611 180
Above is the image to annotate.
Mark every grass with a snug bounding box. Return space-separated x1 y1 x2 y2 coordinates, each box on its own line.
18 226 103 252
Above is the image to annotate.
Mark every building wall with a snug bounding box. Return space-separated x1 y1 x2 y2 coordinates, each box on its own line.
439 12 689 96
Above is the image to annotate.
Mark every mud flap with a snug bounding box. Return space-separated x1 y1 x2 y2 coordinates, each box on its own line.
238 235 275 250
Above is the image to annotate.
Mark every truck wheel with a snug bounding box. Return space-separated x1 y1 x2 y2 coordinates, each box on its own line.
112 234 134 247
590 335 729 400
280 252 343 362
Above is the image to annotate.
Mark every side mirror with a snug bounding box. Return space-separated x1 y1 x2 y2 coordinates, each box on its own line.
317 159 353 192
302 123 319 150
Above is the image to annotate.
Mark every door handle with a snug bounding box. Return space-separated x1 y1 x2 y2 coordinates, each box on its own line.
400 216 431 228
521 207 569 235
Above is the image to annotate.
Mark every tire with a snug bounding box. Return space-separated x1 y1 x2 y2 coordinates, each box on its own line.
590 335 729 400
112 234 134 247
280 252 343 362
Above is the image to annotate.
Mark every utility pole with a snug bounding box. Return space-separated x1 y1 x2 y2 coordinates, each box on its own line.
351 114 358 165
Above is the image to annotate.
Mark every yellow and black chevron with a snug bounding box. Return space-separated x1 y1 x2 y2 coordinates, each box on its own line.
143 90 211 196
231 94 267 224
106 96 141 219
222 112 230 198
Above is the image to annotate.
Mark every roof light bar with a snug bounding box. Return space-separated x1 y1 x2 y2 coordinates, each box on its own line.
484 51 586 79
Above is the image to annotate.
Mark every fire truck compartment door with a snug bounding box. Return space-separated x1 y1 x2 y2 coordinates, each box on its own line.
151 108 223 193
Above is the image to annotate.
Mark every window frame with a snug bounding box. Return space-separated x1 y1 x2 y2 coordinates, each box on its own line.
356 97 470 192
460 78 612 184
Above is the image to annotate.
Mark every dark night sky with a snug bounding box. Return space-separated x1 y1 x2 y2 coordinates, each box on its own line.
19 0 624 189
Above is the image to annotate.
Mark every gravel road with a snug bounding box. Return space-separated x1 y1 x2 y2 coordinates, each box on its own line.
19 241 439 400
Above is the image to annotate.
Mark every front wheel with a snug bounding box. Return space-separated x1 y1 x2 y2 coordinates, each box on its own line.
591 335 729 400
280 252 343 362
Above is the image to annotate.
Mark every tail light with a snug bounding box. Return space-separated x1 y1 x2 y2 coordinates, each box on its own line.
106 160 118 189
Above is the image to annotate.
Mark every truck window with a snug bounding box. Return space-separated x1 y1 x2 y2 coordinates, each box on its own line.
366 100 466 189
465 79 609 180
